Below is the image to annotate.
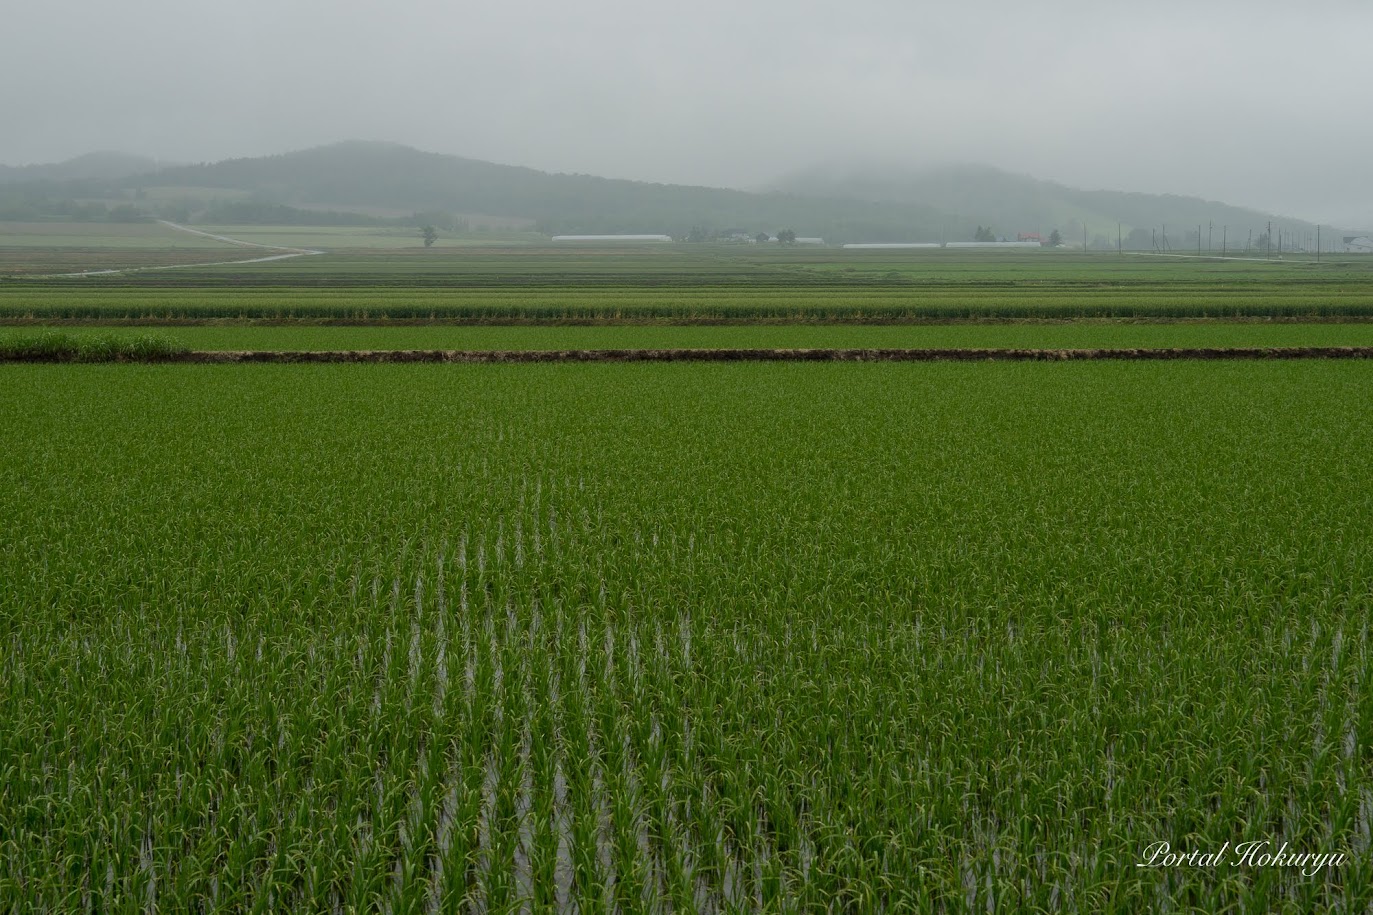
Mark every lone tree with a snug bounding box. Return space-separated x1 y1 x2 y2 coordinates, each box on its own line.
755 232 770 244
421 225 438 248
1047 229 1062 247
777 229 797 244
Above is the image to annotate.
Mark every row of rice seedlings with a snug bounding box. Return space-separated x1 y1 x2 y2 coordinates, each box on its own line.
8 300 1373 322
11 520 1362 908
0 330 186 361
5 281 1373 323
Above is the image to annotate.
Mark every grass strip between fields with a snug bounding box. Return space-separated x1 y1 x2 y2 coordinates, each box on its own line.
6 345 1373 363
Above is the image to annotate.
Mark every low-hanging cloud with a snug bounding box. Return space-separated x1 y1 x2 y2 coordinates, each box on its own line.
4 0 1370 223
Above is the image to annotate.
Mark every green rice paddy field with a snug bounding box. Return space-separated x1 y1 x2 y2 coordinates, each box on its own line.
7 240 1373 324
3 240 1373 911
3 361 1371 911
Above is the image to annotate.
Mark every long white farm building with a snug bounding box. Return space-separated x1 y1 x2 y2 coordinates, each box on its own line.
551 235 673 243
842 243 941 249
944 241 1042 249
842 241 1042 250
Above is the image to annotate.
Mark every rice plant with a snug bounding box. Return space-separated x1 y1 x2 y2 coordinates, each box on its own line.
0 330 186 362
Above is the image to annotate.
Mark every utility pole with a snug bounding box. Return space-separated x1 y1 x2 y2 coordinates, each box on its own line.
1267 221 1272 258
1162 225 1169 252
1208 221 1213 253
1118 223 1122 255
1317 225 1321 262
1198 225 1202 256
1222 225 1227 257
1084 224 1088 253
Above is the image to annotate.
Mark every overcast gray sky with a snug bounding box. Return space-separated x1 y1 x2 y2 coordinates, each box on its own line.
4 0 1370 223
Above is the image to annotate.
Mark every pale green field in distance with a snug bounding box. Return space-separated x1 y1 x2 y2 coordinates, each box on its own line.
198 225 551 249
0 220 237 248
0 222 252 277
8 220 1372 275
0 221 547 261
4 226 1373 323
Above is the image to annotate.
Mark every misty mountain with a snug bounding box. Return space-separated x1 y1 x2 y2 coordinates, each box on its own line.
122 141 962 242
4 142 1333 246
771 163 1323 247
0 151 162 184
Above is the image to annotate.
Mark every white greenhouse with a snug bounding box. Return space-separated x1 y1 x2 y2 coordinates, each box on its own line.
550 235 673 243
842 243 941 249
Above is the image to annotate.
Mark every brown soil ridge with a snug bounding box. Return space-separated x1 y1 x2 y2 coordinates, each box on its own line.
8 316 1373 328
8 347 1373 364
68 346 1373 363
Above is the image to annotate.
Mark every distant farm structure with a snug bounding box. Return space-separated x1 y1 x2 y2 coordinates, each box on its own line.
1344 236 1373 253
551 234 673 243
842 243 941 250
842 241 1042 250
946 241 1043 249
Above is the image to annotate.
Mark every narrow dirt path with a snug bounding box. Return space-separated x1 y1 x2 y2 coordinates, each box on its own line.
155 221 320 255
32 222 324 278
183 346 1373 362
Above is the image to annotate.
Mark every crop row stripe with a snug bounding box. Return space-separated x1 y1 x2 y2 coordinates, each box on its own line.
6 347 1373 363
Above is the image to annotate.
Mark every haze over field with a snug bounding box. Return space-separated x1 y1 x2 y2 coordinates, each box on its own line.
2 0 1369 226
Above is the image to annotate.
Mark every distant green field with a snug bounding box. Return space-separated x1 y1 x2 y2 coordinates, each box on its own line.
147 246 1373 287
0 221 543 252
197 225 549 249
0 220 235 248
3 361 1370 910
12 322 1373 351
2 239 1371 325
6 229 1368 281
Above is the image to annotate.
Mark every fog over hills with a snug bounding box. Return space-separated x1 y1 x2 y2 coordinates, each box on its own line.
0 141 1352 245
121 141 960 242
769 161 1332 247
0 152 161 185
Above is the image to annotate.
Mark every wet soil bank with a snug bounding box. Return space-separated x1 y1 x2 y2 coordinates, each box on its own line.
8 347 1373 364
